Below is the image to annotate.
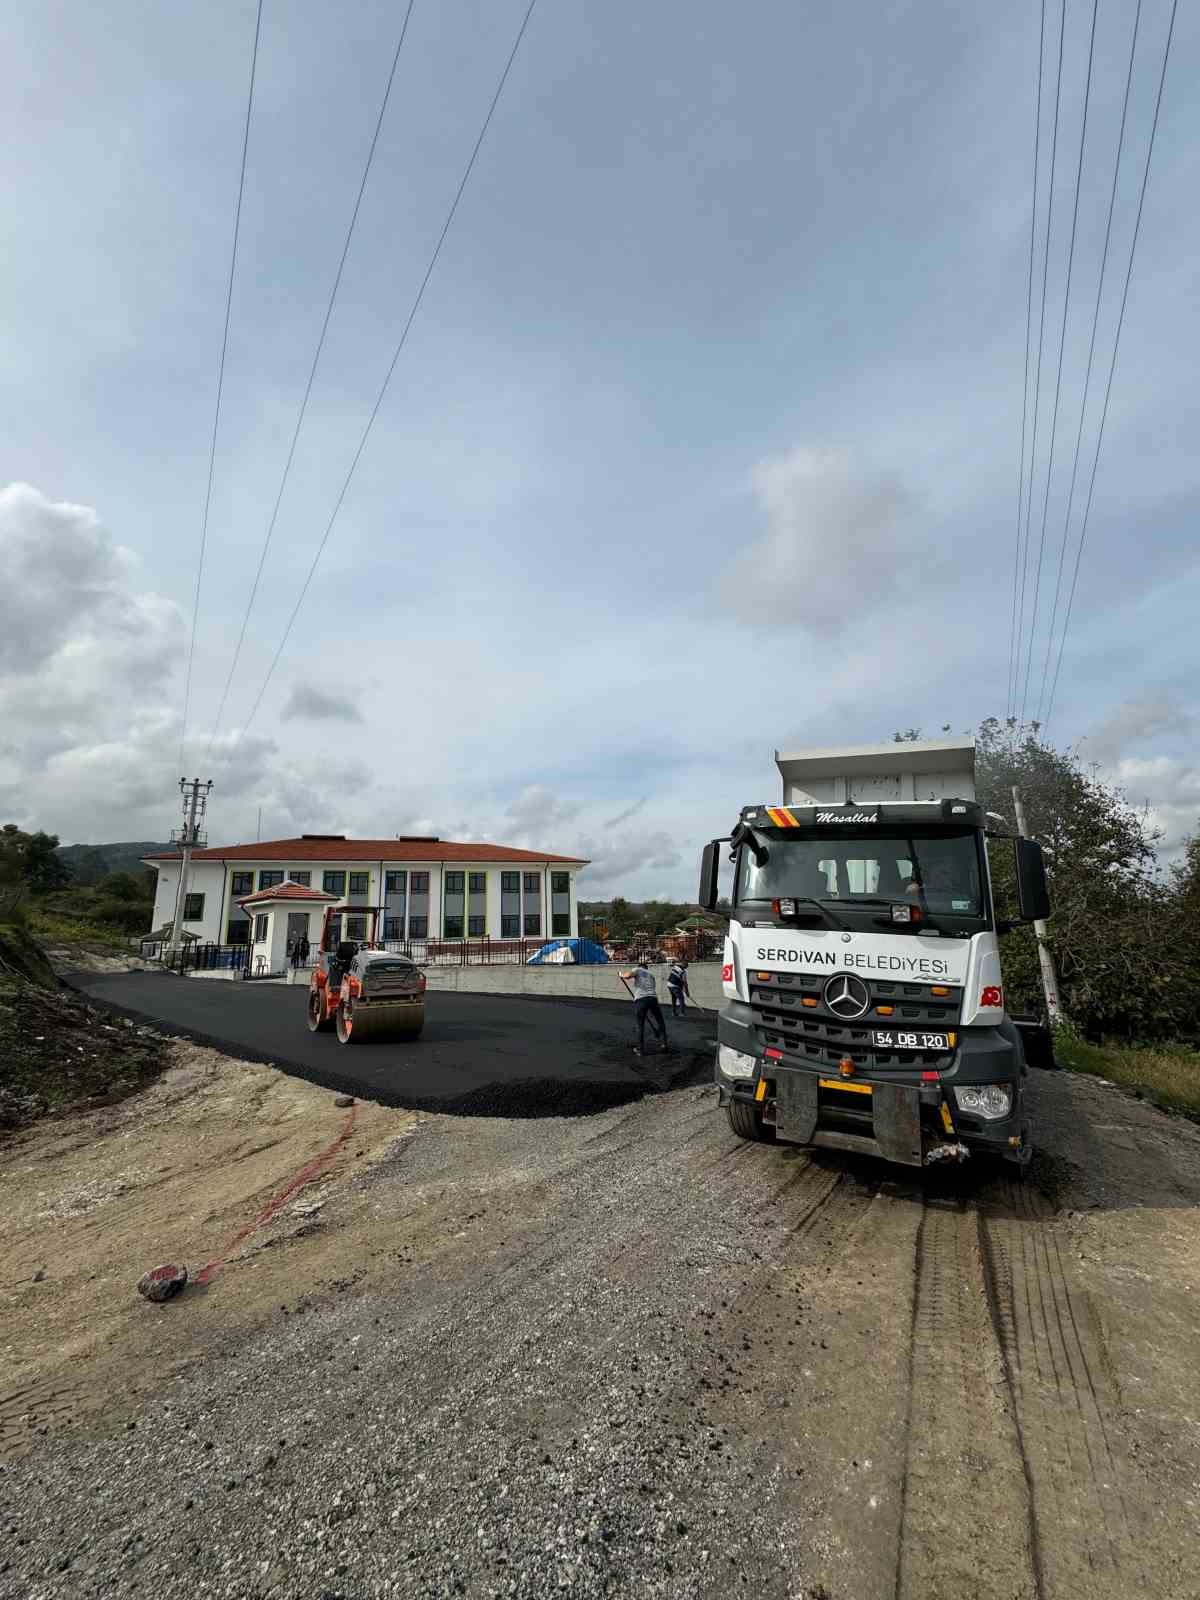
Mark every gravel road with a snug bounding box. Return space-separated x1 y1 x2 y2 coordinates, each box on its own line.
3 1063 1199 1599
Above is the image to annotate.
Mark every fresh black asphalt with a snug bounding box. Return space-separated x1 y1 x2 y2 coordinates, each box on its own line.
66 971 716 1117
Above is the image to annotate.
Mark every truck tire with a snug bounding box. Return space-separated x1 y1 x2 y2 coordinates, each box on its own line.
727 1099 773 1143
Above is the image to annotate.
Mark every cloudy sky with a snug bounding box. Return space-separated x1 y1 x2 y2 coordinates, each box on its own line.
2 0 1197 896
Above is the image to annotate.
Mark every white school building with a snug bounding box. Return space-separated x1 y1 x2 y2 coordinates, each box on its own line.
144 834 588 951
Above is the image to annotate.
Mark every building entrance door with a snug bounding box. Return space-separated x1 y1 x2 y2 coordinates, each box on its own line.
286 912 310 960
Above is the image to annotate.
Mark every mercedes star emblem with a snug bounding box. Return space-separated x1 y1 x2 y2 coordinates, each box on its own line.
824 973 870 1019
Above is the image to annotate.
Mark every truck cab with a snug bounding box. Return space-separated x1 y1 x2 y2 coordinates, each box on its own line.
699 739 1050 1169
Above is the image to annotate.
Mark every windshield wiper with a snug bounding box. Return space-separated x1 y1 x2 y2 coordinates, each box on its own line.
782 896 844 929
820 896 892 907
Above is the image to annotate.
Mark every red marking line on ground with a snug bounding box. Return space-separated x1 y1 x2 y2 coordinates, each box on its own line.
194 1105 358 1285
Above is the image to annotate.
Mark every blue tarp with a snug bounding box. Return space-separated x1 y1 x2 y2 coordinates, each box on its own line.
526 937 609 966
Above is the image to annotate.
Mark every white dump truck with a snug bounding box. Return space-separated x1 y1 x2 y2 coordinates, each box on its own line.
699 739 1050 1168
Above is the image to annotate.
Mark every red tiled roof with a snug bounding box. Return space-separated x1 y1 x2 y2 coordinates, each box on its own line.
143 837 589 866
236 883 339 906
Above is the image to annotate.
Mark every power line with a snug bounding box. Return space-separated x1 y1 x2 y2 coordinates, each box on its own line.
221 0 540 766
1019 0 1100 725
1008 0 1049 724
1044 0 1179 732
179 0 264 771
1013 0 1066 731
1036 0 1145 723
204 0 418 761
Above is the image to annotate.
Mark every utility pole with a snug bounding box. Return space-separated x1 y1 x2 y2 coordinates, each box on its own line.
1011 785 1063 1026
169 778 213 960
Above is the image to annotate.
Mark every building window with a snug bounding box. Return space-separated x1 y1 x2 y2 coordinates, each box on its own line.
258 870 284 891
227 918 249 944
348 872 369 895
501 872 519 893
183 893 205 921
323 871 346 896
468 915 486 936
408 916 428 938
231 871 253 897
346 916 367 940
385 871 407 893
501 914 519 937
444 915 464 939
551 872 569 895
524 873 540 894
410 872 429 893
254 913 268 941
553 914 570 936
445 871 465 895
384 917 401 940
468 872 486 894
524 912 541 936
289 870 311 887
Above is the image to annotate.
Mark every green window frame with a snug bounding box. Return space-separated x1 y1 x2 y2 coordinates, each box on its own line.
323 871 346 896
183 893 205 921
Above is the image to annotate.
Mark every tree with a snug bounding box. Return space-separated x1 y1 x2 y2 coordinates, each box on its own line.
0 825 72 894
966 721 1192 1039
98 871 147 902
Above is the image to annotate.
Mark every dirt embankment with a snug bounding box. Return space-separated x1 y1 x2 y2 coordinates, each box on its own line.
1 1038 416 1458
0 926 167 1134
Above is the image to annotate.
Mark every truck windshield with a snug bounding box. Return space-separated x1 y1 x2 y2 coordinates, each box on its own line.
737 831 983 918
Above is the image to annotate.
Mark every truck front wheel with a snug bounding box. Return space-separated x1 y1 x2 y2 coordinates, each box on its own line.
727 1099 774 1143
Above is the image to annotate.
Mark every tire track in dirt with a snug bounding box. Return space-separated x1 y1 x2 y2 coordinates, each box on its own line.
978 1176 1152 1600
893 1185 1039 1600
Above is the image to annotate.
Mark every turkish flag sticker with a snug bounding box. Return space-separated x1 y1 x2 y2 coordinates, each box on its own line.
980 985 1003 1008
722 963 734 983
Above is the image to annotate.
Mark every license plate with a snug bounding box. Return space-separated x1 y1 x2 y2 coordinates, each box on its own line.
872 1030 950 1051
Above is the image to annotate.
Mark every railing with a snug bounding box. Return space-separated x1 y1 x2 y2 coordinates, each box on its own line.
152 933 723 976
157 941 250 974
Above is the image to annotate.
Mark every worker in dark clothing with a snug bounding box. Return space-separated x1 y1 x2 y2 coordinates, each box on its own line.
666 959 690 1016
620 961 668 1055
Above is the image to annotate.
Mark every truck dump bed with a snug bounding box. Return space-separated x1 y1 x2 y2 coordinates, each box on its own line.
773 738 976 807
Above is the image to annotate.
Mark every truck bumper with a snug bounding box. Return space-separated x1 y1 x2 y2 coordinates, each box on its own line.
716 1007 1029 1168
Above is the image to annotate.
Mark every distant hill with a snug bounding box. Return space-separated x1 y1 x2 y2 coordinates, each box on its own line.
56 842 172 885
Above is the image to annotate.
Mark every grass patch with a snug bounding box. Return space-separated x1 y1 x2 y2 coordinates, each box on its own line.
1055 1030 1200 1121
25 907 135 954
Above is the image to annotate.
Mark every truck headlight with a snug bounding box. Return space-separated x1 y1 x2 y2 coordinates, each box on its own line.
954 1084 1012 1120
718 1045 758 1080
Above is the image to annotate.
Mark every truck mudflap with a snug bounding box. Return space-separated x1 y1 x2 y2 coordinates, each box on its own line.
773 1067 962 1169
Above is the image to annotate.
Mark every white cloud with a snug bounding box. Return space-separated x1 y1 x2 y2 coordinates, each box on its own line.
504 785 581 838
1083 698 1191 769
280 683 363 723
576 829 682 889
604 797 647 828
1081 698 1199 857
717 447 916 630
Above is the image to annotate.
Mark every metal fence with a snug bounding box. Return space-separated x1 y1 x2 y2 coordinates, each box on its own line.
156 941 251 974
152 933 722 976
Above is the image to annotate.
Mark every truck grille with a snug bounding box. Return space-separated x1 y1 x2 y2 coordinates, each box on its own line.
749 973 962 1070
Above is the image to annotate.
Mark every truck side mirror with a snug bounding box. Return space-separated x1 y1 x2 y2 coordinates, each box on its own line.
1015 837 1050 923
699 840 721 911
